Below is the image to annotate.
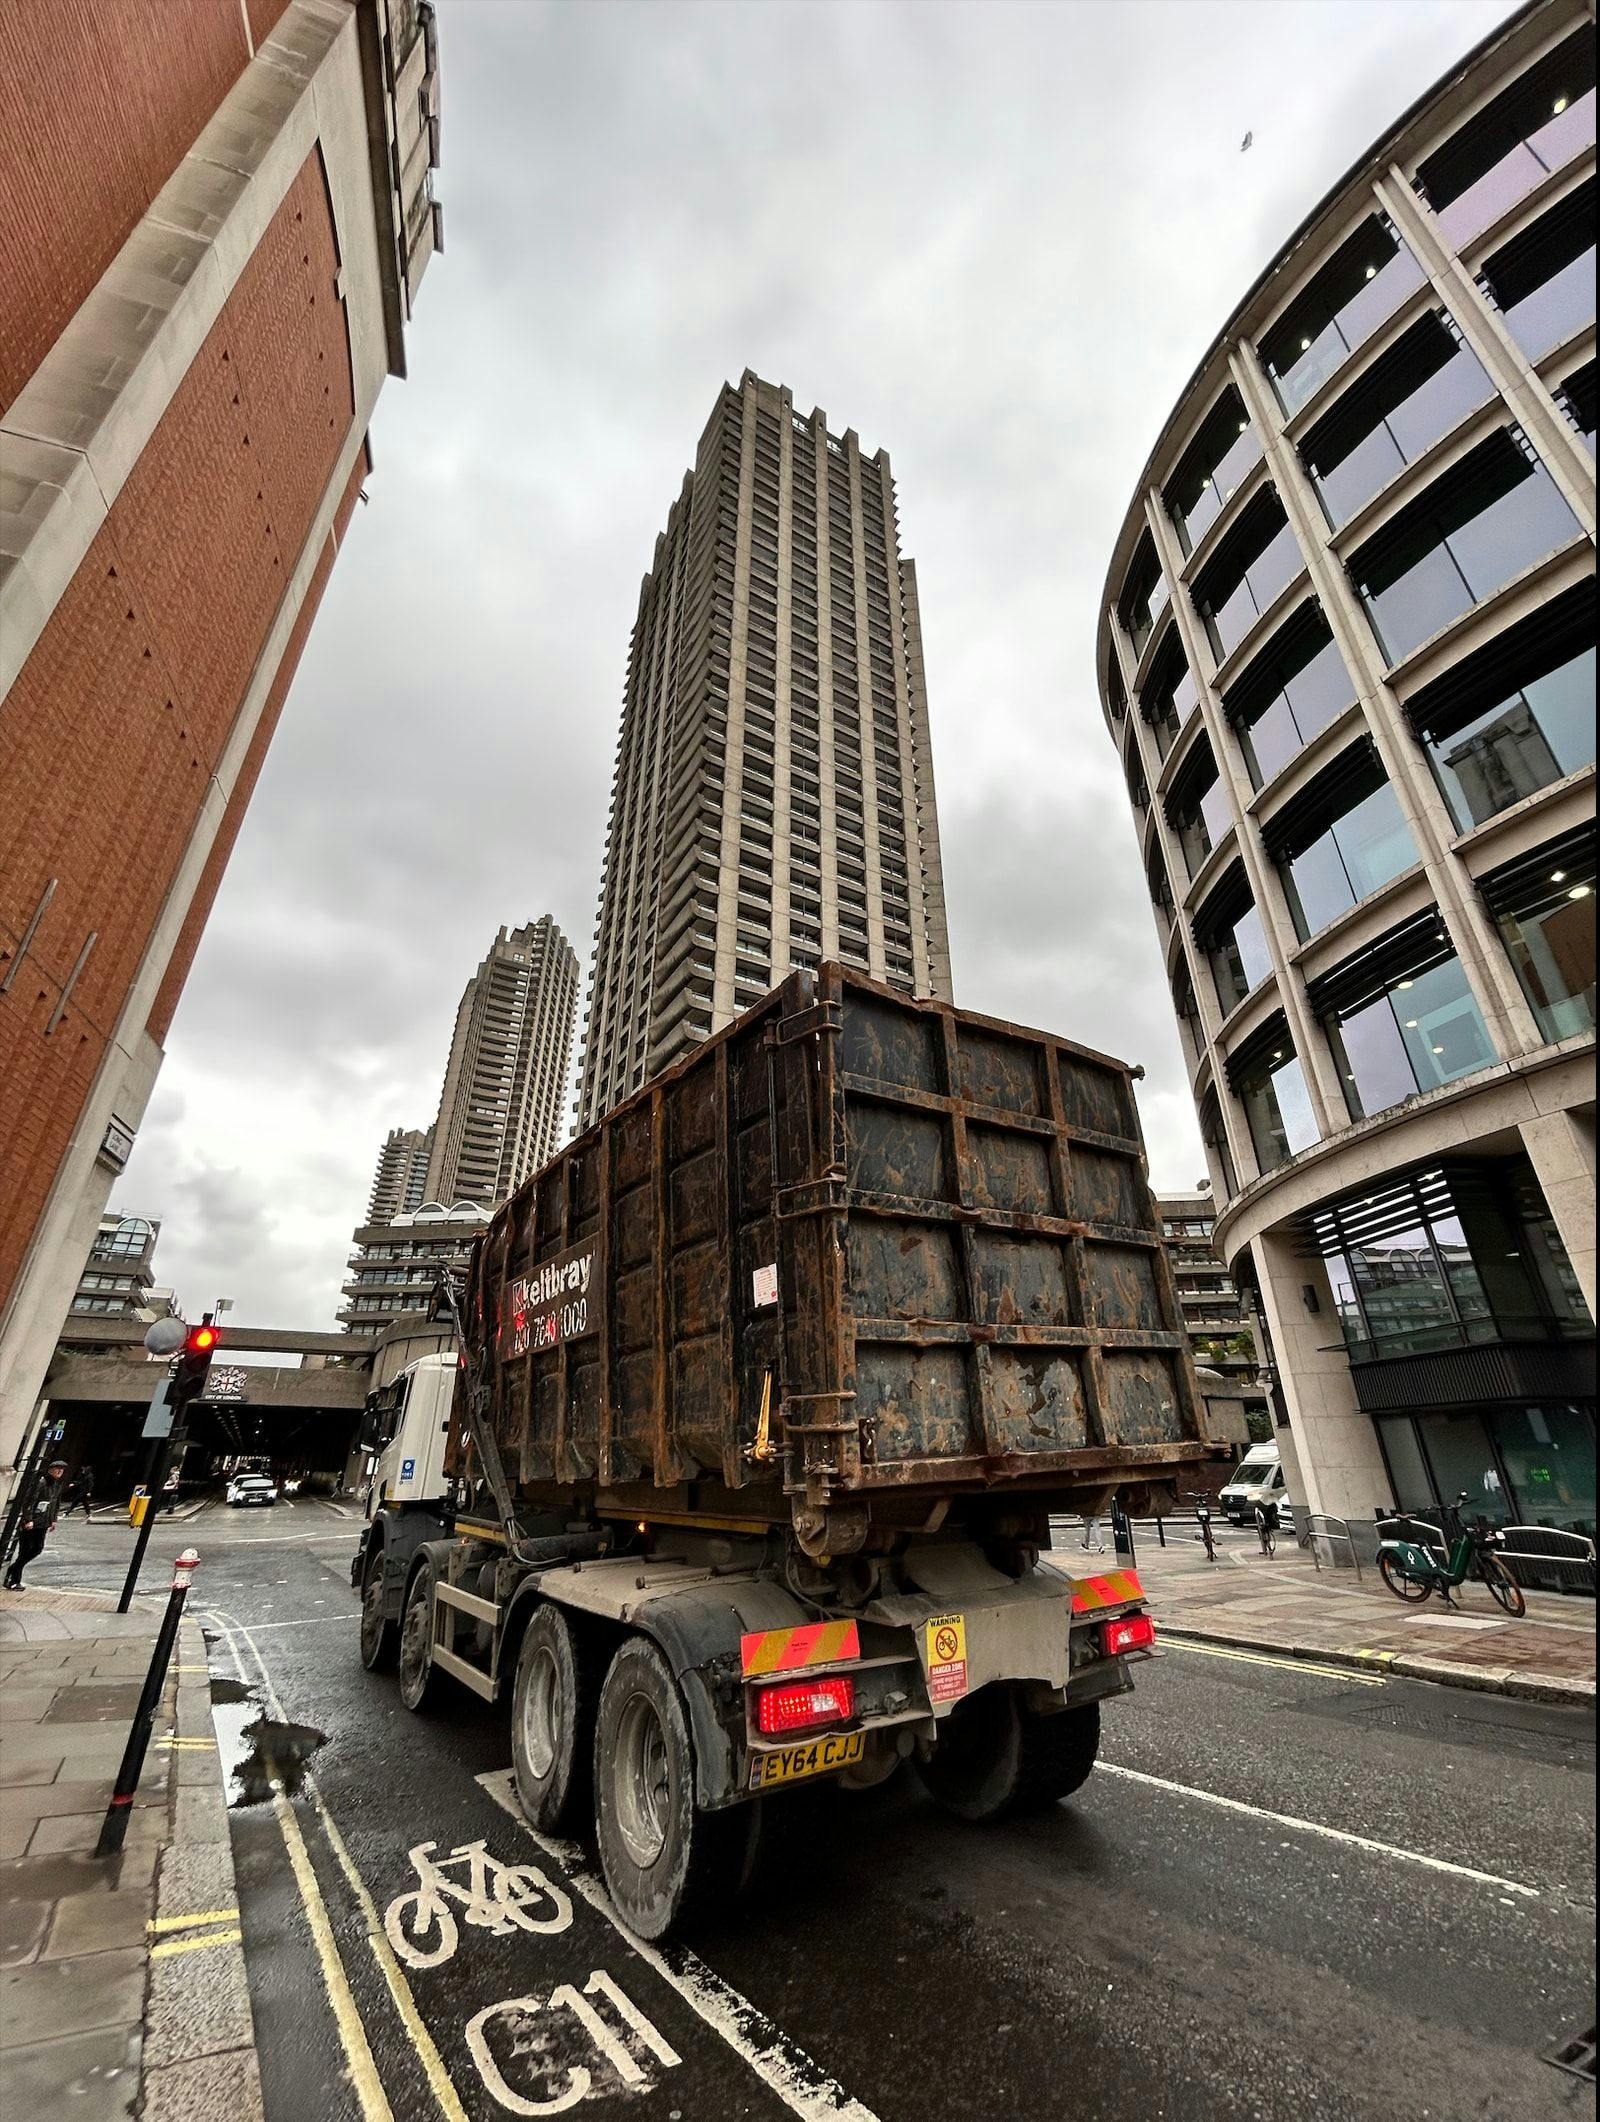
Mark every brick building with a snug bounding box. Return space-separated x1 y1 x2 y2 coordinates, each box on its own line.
0 0 442 1479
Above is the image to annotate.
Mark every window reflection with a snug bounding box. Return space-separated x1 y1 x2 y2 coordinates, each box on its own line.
1484 835 1597 1043
1166 390 1264 555
1235 1044 1318 1173
1311 1156 1590 1363
1196 500 1304 663
1422 644 1596 830
1481 182 1596 365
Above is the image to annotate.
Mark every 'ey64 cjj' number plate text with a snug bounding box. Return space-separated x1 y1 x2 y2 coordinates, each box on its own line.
748 1731 865 1790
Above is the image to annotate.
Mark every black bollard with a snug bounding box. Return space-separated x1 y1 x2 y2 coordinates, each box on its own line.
95 1548 199 1858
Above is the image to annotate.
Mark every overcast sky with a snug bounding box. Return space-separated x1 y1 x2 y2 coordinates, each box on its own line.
113 0 1519 1328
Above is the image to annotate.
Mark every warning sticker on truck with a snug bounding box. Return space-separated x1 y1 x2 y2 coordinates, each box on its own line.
925 1612 968 1703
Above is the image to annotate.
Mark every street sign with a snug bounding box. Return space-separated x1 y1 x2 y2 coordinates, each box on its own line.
141 1379 174 1439
206 1365 248 1402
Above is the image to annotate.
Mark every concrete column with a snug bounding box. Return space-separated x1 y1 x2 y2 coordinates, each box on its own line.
1250 1230 1394 1521
1520 1105 1597 1318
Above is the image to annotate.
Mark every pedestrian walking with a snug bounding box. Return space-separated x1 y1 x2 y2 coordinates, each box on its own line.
68 1467 95 1521
1079 1512 1108 1555
3 1464 65 1589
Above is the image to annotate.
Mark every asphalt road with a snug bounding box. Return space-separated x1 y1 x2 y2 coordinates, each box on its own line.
24 1502 1597 2122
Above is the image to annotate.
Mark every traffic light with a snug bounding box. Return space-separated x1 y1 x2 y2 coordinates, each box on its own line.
171 1319 220 1407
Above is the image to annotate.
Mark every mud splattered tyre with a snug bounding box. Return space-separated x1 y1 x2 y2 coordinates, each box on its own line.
398 1559 442 1713
511 1604 595 1832
359 1553 398 1673
592 1636 759 1940
919 1687 1100 1821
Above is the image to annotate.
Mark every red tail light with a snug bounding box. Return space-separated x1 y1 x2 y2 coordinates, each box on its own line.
754 1675 856 1735
1102 1612 1156 1657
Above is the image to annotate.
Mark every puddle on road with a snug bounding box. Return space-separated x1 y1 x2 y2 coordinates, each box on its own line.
210 1673 327 1807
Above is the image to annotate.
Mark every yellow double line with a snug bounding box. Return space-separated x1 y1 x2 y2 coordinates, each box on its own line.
148 1908 242 1960
1161 1637 1388 1686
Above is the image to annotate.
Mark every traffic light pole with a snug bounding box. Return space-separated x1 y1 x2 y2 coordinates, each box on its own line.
116 1314 215 1613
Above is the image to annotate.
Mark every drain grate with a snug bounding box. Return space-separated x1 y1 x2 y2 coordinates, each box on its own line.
1545 2026 1596 2082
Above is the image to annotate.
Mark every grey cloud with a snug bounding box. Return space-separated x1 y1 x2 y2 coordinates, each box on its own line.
114 0 1516 1326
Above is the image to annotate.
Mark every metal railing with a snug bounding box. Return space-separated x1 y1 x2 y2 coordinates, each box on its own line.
1375 1511 1596 1596
1300 1511 1365 1578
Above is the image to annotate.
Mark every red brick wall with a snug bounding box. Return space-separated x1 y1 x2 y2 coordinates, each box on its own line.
0 0 252 411
0 151 358 1309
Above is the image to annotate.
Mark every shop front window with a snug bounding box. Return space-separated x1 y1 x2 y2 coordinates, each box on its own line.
1493 1405 1597 1536
1416 1413 1512 1524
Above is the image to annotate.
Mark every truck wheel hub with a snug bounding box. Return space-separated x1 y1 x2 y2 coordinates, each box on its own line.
521 1644 559 1779
614 1692 669 1868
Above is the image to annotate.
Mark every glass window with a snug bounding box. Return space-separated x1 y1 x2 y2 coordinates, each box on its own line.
1237 1048 1318 1173
1207 896 1273 1013
1492 1405 1596 1537
1417 1414 1512 1524
1556 361 1595 453
1481 182 1596 365
1378 1417 1435 1512
1424 645 1596 829
1261 219 1426 414
1197 503 1304 664
1325 951 1495 1118
1491 851 1596 1043
1119 538 1170 659
1228 611 1357 788
1302 316 1493 529
1173 762 1235 880
1280 779 1418 939
1166 391 1264 554
1416 32 1596 249
1354 434 1580 666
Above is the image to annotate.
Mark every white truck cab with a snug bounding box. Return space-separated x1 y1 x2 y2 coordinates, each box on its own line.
361 1354 456 1518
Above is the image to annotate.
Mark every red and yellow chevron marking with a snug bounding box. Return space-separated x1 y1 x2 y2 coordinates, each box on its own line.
1070 1568 1144 1616
740 1619 860 1676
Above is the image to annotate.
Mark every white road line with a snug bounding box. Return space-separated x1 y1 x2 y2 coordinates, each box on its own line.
206 1614 359 1631
207 1608 469 2122
1098 1762 1541 1898
479 1769 879 2122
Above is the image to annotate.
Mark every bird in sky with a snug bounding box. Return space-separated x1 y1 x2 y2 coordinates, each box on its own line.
1241 130 1254 152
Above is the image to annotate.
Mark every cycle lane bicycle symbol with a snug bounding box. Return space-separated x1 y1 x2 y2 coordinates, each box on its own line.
383 1837 574 1968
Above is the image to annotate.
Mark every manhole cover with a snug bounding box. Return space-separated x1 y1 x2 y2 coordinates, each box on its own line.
1545 2026 1596 2082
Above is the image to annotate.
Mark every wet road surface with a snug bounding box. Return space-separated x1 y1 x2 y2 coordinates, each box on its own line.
25 1503 1596 2122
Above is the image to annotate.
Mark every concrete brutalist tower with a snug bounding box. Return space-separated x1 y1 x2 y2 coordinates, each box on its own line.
366 1127 435 1223
426 916 579 1206
577 371 953 1129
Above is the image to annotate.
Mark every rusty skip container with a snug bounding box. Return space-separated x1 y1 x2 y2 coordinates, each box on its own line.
459 964 1213 1557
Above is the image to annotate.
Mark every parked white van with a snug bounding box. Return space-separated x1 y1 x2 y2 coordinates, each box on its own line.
1218 1443 1295 1525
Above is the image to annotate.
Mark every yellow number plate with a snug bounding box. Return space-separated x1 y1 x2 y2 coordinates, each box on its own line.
748 1731 865 1791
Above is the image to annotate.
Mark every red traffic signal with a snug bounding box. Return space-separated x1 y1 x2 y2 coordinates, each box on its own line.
171 1318 221 1403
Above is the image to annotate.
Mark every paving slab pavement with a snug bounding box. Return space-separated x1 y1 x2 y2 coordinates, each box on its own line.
1124 1528 1596 1702
0 1587 261 2120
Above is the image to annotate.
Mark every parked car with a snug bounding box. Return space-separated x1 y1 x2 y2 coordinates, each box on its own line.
1218 1443 1295 1525
226 1473 278 1508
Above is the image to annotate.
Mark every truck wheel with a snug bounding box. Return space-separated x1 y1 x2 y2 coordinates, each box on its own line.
359 1552 397 1673
511 1605 593 1832
919 1688 1100 1821
592 1637 757 1940
398 1560 441 1713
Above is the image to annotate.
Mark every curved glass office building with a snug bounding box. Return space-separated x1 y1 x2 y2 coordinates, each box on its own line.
1099 0 1595 1533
